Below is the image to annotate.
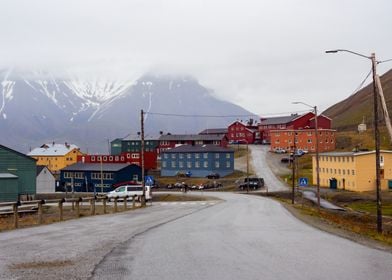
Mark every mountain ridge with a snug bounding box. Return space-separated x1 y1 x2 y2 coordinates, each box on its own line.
0 70 255 153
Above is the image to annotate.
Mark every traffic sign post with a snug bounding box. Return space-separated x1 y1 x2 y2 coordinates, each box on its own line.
299 177 308 187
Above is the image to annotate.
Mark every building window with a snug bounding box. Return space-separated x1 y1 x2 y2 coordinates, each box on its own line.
203 153 208 159
195 153 200 159
215 153 220 159
171 154 176 159
162 161 167 168
204 161 208 168
215 161 220 168
187 153 191 159
133 174 139 181
307 139 312 143
195 161 200 168
179 153 184 159
352 170 355 175
226 153 230 159
164 154 168 159
171 162 176 168
179 161 184 168
187 162 192 168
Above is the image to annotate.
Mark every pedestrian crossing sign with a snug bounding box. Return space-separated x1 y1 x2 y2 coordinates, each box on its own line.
299 177 308 187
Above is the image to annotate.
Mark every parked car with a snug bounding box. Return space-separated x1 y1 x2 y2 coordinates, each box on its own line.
107 185 152 201
238 177 264 190
281 157 293 163
274 148 287 154
206 172 220 179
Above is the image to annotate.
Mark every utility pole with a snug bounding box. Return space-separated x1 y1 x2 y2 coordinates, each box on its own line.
325 49 385 233
140 109 146 206
314 105 320 212
372 53 382 233
291 131 296 204
246 141 249 193
100 156 104 193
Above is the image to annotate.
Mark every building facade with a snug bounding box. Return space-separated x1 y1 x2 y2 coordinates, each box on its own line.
160 144 234 177
259 112 332 143
77 151 157 170
59 163 142 192
158 134 228 154
36 166 56 193
0 145 37 201
313 150 392 191
27 143 84 174
227 121 259 144
110 138 159 155
270 129 336 153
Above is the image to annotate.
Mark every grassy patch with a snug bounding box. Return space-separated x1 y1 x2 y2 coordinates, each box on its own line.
349 202 392 216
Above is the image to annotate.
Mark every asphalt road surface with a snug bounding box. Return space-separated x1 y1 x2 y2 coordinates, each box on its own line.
249 145 288 192
1 193 391 280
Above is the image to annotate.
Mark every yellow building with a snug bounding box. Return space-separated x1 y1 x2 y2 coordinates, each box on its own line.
28 143 84 174
313 150 392 192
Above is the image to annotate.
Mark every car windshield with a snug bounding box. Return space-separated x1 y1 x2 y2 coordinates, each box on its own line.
115 187 125 192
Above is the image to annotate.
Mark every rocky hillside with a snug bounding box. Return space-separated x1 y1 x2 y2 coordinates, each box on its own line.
323 69 392 131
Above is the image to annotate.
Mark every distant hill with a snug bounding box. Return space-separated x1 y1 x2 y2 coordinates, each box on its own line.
323 69 392 131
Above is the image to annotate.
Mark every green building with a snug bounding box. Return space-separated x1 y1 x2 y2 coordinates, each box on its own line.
0 145 37 202
110 138 159 155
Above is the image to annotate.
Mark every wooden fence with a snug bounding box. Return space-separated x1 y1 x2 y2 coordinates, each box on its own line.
0 195 140 229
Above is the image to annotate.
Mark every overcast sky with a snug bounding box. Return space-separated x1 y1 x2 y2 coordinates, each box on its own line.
1 0 392 116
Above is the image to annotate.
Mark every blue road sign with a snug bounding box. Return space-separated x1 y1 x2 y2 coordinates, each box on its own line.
299 177 308 187
145 176 154 186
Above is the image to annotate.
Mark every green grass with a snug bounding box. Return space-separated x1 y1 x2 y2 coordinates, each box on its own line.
349 202 392 216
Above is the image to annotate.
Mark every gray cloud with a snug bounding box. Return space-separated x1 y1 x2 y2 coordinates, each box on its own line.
1 0 392 114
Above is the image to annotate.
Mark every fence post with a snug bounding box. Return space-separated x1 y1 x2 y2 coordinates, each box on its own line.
132 195 136 208
59 200 63 221
114 197 118 213
123 196 128 210
38 201 43 225
90 198 96 216
103 197 107 214
75 200 80 217
13 203 19 229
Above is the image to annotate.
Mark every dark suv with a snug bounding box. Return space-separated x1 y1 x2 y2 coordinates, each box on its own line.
238 177 264 190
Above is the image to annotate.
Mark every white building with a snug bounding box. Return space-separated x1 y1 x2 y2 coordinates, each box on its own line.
36 166 56 193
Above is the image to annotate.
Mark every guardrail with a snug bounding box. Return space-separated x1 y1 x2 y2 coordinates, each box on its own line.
0 195 142 229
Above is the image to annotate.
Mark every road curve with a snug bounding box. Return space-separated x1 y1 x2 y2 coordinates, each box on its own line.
249 145 288 192
92 192 392 280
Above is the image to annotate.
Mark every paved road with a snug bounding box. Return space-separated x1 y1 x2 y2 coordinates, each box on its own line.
249 145 288 192
1 192 390 279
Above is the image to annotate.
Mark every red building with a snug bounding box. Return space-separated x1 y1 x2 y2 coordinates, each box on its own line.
227 121 259 144
270 129 336 153
259 112 332 144
158 134 228 154
77 151 157 170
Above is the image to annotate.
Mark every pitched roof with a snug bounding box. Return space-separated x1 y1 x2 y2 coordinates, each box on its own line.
61 162 139 172
162 144 233 153
318 150 392 157
28 143 80 156
158 134 225 141
0 173 18 179
0 144 36 162
259 115 298 125
199 128 228 135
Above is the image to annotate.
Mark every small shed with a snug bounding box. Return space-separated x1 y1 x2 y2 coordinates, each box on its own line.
36 166 56 193
0 173 19 202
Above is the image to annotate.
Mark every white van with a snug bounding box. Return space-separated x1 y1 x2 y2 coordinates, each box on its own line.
107 185 152 201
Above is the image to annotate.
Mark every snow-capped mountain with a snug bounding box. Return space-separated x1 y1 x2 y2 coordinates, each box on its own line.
0 70 255 153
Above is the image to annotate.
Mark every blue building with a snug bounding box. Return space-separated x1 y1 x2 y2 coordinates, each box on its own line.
160 144 234 177
59 163 142 192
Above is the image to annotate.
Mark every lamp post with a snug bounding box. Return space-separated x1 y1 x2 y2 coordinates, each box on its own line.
326 49 382 233
292 102 320 211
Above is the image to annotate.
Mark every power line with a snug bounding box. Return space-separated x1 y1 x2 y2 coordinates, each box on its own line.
146 109 309 119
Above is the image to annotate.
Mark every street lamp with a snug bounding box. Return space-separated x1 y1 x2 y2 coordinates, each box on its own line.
292 101 320 211
326 49 382 233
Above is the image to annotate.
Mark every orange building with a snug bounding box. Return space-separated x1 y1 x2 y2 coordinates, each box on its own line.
270 129 336 153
